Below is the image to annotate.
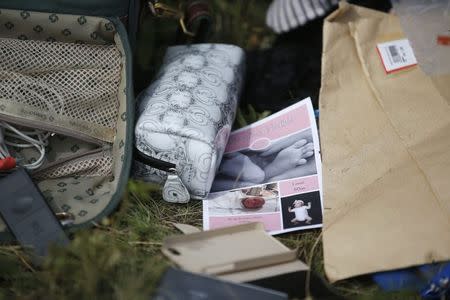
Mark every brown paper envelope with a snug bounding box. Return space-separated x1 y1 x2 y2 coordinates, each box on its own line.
431 74 450 105
320 3 450 282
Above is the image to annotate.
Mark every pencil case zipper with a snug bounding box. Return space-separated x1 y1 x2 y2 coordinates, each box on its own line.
134 148 190 203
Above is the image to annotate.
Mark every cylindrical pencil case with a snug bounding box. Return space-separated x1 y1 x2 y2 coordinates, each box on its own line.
133 44 245 203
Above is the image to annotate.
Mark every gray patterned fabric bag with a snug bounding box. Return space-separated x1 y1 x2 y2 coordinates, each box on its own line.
134 44 245 203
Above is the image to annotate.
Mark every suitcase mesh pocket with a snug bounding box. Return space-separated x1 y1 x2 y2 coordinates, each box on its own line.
0 37 122 142
33 153 113 180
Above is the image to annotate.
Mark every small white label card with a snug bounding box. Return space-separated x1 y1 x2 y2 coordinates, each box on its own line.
376 39 417 73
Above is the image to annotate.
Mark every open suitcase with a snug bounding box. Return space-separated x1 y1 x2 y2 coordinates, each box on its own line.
0 0 138 240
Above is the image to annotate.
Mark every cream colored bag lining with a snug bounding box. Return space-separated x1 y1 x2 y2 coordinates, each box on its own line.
0 37 121 143
0 9 128 229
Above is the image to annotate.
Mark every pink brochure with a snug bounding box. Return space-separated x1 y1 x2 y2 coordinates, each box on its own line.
203 98 323 235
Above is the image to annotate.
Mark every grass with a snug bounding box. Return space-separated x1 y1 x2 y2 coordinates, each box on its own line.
0 180 420 299
0 1 423 299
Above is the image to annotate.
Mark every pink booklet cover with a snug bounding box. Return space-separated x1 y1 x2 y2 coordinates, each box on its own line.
203 98 323 235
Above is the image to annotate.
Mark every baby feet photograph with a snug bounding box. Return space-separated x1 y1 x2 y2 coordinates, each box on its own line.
211 128 317 192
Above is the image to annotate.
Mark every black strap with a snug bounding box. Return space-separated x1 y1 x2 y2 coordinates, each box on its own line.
134 147 176 172
127 0 143 52
0 168 69 264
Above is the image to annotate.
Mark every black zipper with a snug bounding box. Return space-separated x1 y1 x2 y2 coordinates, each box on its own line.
134 147 191 203
133 147 176 172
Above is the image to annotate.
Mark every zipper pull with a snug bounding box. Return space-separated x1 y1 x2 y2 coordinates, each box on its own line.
163 168 190 203
134 148 190 203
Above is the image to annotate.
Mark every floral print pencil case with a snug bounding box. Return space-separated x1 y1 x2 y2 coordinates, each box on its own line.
133 44 245 203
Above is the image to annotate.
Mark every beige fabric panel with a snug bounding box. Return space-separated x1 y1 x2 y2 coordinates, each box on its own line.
0 8 115 44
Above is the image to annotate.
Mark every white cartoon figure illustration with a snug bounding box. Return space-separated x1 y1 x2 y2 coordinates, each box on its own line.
288 200 312 224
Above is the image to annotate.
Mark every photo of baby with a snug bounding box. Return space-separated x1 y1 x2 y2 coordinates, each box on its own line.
211 128 317 192
288 200 312 224
207 183 280 216
281 191 322 229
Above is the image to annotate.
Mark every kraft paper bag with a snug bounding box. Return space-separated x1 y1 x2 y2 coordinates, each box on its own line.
319 3 450 282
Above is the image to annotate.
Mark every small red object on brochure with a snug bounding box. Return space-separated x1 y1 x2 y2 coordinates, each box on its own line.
241 197 265 209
